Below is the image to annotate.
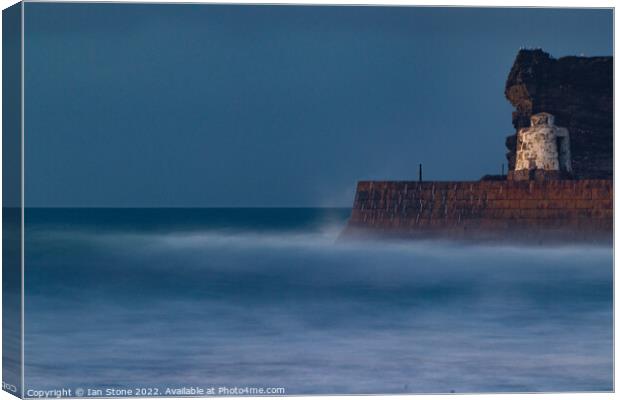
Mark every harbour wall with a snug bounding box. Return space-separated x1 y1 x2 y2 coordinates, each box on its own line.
344 179 613 243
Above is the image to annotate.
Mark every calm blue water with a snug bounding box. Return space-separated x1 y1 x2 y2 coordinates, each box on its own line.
24 208 612 395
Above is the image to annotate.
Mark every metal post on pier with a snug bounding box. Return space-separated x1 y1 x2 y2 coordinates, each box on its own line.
419 163 423 182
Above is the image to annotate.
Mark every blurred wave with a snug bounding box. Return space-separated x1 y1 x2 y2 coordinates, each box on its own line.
24 208 613 394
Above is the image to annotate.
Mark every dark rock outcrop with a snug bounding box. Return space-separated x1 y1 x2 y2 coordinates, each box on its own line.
504 49 612 179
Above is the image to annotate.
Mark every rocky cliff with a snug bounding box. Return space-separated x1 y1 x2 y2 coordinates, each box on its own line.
505 49 612 179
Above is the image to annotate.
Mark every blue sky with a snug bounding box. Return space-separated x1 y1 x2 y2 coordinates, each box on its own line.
24 4 613 207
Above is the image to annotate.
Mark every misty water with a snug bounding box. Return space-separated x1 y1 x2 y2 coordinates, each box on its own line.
24 208 612 394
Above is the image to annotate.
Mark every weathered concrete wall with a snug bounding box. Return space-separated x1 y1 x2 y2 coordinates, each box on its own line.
345 180 612 243
515 113 570 175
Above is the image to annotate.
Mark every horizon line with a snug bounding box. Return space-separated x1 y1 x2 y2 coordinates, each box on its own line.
9 205 353 209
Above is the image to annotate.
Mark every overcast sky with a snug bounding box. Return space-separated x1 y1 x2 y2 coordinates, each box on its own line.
24 4 613 207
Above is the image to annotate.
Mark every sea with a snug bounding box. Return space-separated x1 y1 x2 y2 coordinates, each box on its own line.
23 208 613 395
